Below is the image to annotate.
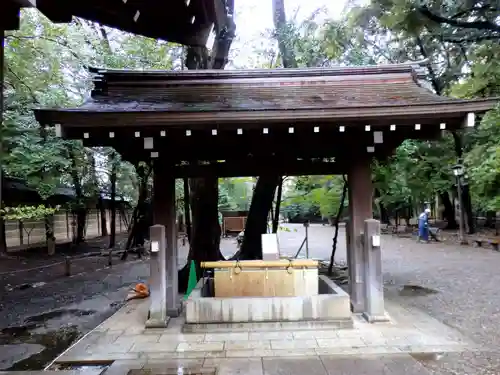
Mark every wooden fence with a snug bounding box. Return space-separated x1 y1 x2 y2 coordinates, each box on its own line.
5 209 131 251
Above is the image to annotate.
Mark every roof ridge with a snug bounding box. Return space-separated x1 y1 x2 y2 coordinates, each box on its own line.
89 62 429 81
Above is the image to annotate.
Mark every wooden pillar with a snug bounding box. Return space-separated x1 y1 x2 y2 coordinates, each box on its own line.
347 157 373 313
152 164 180 318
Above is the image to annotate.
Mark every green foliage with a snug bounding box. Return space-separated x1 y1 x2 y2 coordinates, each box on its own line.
282 176 346 220
218 178 254 211
1 205 60 221
465 107 500 211
3 9 180 217
267 1 499 219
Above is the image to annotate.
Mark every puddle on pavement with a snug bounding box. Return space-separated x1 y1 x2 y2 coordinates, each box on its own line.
399 284 439 296
24 309 97 323
0 308 99 371
51 363 111 372
410 352 446 364
1 323 38 338
2 325 80 371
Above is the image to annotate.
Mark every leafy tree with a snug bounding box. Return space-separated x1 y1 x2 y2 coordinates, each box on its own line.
218 178 254 212
2 9 180 253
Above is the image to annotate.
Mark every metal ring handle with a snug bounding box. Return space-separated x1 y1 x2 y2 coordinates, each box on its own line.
234 260 242 274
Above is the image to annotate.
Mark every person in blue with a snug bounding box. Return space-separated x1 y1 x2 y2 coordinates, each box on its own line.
418 208 431 243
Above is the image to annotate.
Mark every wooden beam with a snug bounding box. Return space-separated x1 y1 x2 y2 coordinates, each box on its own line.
201 259 319 269
33 0 73 23
35 99 495 127
173 159 343 178
3 2 21 30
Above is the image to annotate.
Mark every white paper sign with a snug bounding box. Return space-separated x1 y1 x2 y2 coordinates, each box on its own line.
151 240 159 253
261 233 279 260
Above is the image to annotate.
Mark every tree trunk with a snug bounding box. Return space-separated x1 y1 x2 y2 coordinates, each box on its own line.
69 145 86 243
108 152 117 249
178 177 223 292
272 0 298 69
123 164 151 259
0 217 7 256
374 189 390 224
45 214 55 255
440 192 458 229
0 33 6 256
0 173 6 256
238 175 280 260
183 177 192 242
451 131 475 234
268 0 296 236
462 183 475 234
178 7 235 289
98 195 108 236
272 178 283 233
90 150 108 236
328 177 348 275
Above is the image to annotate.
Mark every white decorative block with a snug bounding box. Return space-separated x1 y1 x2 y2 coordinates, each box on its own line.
467 112 475 127
144 137 154 149
373 131 383 144
261 233 279 260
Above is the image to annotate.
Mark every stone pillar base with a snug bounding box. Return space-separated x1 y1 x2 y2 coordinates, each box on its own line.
362 312 390 323
167 304 182 318
145 316 170 328
351 301 365 314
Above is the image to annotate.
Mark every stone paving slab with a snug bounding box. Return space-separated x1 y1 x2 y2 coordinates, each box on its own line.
98 354 440 375
51 297 476 370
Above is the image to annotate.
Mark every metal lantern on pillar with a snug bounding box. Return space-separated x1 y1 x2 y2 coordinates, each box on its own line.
452 163 467 245
452 164 464 177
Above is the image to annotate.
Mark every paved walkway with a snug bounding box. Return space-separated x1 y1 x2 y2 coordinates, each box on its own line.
51 296 472 374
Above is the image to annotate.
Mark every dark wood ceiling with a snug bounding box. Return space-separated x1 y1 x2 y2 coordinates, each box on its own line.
4 0 228 46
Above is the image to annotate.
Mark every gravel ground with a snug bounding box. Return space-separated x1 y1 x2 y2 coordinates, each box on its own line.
273 223 500 374
380 235 500 374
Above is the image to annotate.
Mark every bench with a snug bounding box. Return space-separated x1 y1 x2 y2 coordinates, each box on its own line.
472 237 500 251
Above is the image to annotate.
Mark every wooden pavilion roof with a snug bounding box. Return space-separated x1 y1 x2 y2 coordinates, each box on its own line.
5 0 229 46
34 63 498 177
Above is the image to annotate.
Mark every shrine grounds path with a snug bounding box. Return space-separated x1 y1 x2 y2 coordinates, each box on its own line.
270 223 500 373
1 224 500 372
